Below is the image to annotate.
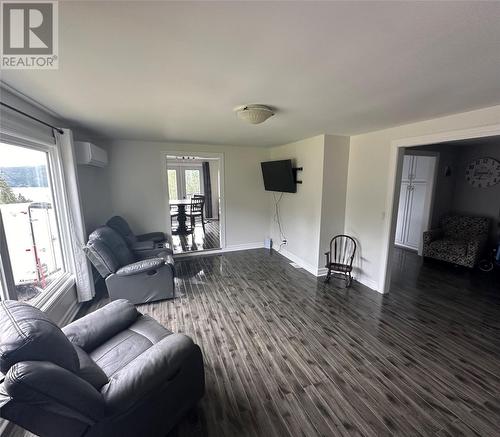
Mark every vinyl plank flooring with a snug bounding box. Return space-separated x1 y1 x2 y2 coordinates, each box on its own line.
160 250 500 436
172 220 220 254
65 247 500 437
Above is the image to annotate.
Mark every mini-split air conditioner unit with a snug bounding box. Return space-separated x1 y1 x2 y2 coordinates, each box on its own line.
75 142 108 167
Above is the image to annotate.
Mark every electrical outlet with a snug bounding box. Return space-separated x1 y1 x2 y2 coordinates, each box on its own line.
282 239 288 245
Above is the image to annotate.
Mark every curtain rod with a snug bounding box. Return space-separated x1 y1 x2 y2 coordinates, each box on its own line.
0 101 64 134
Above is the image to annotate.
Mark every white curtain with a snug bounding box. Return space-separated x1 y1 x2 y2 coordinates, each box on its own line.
54 129 95 302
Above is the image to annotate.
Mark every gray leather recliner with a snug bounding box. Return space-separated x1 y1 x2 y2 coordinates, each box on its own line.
0 299 205 437
106 215 170 255
85 226 175 304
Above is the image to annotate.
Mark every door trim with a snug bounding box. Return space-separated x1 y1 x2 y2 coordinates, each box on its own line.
161 150 226 250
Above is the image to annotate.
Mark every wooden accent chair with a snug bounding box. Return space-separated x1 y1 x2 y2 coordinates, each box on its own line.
186 196 205 233
324 235 357 286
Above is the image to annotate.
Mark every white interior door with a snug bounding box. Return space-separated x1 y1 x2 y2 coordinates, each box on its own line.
401 156 413 181
404 183 427 249
394 154 438 253
395 182 410 245
411 156 434 182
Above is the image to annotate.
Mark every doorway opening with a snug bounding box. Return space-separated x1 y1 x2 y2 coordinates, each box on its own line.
165 153 223 255
383 126 500 294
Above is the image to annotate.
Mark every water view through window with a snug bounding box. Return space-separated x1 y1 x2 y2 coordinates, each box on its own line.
0 142 65 302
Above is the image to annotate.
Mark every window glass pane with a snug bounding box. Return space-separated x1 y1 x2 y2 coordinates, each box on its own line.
167 169 178 200
184 169 201 198
0 142 65 302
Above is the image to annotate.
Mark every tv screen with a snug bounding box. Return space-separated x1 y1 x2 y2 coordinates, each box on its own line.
261 159 296 193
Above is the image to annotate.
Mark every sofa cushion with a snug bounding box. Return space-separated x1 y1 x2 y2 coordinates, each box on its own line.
441 215 490 240
0 301 79 374
86 227 136 275
428 239 468 258
63 299 139 352
89 315 172 378
74 345 109 389
106 216 137 246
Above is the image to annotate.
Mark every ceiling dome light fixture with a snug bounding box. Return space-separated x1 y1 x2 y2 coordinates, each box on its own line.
234 104 275 125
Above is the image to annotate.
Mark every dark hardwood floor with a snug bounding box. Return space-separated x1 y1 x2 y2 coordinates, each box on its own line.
143 248 499 436
172 219 220 254
15 247 498 437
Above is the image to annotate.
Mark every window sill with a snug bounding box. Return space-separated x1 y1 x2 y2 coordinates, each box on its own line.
33 274 76 313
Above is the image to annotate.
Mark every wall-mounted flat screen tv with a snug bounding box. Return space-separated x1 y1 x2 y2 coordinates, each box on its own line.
261 159 296 193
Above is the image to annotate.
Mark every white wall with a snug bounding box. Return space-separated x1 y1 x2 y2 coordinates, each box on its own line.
452 143 500 226
318 135 350 266
208 160 220 219
267 134 350 274
76 148 113 233
107 140 270 249
268 135 325 272
345 104 500 292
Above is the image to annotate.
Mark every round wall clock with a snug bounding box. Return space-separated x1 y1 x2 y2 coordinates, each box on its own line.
465 157 500 188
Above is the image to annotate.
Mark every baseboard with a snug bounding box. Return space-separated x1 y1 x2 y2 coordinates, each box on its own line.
355 275 380 293
225 242 265 252
395 243 418 252
174 242 264 259
277 248 323 277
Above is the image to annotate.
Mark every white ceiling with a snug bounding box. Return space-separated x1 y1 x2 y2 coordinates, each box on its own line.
3 1 500 147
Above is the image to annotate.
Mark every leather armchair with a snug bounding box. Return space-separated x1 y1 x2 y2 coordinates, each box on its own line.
85 226 175 304
106 215 172 256
423 215 490 268
0 299 204 437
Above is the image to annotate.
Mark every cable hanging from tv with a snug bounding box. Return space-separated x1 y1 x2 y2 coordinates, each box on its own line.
273 192 286 251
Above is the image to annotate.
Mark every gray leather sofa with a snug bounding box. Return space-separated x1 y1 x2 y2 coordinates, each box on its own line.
0 299 205 437
106 215 171 256
85 226 175 304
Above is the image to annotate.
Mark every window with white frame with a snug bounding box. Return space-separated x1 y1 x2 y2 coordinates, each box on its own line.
0 139 74 305
166 162 204 200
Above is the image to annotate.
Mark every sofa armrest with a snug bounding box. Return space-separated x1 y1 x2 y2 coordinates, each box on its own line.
131 240 155 251
4 361 105 424
423 229 443 244
116 258 166 277
467 239 483 258
136 232 166 243
63 300 139 352
101 333 197 414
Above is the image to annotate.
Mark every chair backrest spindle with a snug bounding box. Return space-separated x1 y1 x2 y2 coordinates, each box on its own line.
329 235 356 267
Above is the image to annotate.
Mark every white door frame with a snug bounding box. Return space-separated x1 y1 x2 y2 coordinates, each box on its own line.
380 124 500 294
161 150 226 250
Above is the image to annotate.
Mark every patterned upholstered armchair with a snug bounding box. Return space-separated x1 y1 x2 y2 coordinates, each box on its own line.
423 215 490 268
